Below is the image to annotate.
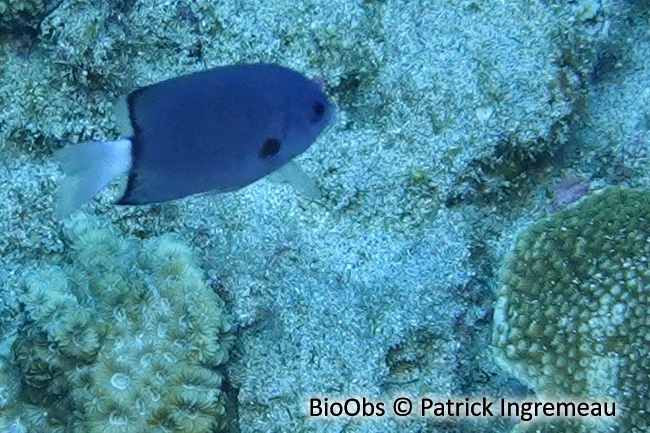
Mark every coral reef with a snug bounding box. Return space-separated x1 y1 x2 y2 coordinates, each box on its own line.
0 0 646 432
493 186 650 432
5 215 233 432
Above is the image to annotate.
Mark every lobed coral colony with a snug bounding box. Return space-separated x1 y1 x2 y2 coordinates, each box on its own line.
5 215 234 432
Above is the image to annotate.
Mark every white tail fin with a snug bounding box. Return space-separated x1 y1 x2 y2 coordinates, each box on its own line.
54 139 132 219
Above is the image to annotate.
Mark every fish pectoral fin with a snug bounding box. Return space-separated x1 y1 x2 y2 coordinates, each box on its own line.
268 161 322 200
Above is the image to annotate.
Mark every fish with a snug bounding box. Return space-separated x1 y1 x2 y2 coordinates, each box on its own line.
55 63 336 218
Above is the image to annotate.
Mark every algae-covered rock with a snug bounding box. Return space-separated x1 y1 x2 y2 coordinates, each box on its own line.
8 215 234 432
493 186 650 432
0 0 59 32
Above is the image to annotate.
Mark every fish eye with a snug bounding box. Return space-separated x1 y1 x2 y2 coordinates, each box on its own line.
260 138 281 159
311 101 325 122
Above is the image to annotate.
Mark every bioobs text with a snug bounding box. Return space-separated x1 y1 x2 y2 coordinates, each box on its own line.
310 398 384 417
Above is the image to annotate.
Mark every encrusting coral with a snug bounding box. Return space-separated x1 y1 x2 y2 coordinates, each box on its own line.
7 215 234 432
493 186 650 433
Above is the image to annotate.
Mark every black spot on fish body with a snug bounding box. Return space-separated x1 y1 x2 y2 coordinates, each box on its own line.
260 138 282 159
311 101 325 122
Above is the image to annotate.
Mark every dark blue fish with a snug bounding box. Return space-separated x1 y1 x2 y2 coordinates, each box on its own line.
55 64 335 218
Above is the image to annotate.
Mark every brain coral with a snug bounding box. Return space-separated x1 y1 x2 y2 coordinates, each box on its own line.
493 186 649 433
8 215 234 433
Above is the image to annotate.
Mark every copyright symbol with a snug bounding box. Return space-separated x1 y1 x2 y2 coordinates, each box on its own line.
393 397 412 416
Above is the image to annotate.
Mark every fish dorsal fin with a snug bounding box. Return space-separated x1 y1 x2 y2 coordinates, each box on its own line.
114 95 134 138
